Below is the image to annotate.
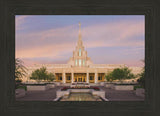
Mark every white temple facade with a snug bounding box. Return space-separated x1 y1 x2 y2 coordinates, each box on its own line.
24 23 143 83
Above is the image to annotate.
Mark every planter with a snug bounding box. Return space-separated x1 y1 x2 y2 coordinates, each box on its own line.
54 82 61 86
100 82 105 86
105 83 115 89
46 84 55 89
135 88 145 97
90 83 100 86
27 85 46 91
114 85 134 90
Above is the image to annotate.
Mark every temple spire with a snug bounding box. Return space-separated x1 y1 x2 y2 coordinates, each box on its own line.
78 22 82 47
78 22 82 40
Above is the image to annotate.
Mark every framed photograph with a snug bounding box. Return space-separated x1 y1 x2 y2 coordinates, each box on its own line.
1 0 160 116
15 15 145 102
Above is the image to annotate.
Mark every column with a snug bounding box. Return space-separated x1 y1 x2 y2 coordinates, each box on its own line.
71 72 74 83
95 71 98 83
63 71 66 83
86 72 89 83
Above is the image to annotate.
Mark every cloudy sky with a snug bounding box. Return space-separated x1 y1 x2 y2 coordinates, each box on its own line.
16 15 145 67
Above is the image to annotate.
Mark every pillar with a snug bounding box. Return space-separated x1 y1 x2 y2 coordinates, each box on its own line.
63 71 66 83
87 72 89 83
71 72 74 83
95 71 98 83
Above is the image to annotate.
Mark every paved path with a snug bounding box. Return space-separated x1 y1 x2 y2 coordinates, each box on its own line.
16 86 62 101
99 86 144 101
16 86 144 101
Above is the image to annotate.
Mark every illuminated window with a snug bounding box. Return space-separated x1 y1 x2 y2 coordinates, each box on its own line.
79 48 81 56
79 59 81 66
58 76 62 80
98 76 102 80
90 76 94 80
75 59 77 66
83 59 85 66
67 76 71 80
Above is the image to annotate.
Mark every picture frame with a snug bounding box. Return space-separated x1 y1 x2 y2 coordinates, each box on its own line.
0 0 160 116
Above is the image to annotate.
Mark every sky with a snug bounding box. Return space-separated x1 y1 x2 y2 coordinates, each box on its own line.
16 15 145 67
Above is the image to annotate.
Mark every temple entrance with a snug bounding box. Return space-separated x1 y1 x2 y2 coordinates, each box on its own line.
78 77 82 82
74 73 86 82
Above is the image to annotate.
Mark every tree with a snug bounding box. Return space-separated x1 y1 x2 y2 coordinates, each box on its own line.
137 70 145 87
137 59 145 88
15 58 27 81
105 67 135 82
30 66 55 82
47 73 55 82
105 72 114 82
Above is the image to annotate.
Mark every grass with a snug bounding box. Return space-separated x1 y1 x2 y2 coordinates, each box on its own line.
134 85 143 90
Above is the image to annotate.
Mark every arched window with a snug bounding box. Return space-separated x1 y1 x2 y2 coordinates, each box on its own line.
79 59 81 66
79 48 81 56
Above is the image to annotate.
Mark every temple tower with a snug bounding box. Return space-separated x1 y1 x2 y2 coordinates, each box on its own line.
68 22 92 67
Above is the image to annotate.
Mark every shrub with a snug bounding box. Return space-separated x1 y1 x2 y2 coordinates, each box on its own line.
30 67 55 82
134 85 143 90
105 67 135 82
137 69 145 88
16 85 27 91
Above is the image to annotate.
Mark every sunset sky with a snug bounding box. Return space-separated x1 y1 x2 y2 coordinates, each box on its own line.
16 15 145 67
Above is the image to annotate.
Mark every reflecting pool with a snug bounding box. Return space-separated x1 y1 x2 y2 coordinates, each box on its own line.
60 92 103 101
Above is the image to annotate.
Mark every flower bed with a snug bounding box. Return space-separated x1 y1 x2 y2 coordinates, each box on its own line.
61 87 69 91
92 87 100 91
61 86 100 91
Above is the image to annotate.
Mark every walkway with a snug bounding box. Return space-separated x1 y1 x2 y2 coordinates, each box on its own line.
16 86 144 101
99 86 144 101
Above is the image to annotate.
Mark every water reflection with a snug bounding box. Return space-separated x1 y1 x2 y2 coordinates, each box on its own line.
60 92 102 101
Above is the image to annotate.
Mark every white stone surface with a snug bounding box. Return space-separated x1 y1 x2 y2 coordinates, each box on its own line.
46 84 55 89
105 83 115 89
94 72 98 83
87 72 89 83
70 89 91 93
27 85 46 91
71 72 74 83
92 90 105 98
56 90 70 98
114 85 134 90
101 97 109 101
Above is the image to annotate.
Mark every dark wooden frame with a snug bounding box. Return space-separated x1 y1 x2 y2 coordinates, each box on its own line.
0 0 160 116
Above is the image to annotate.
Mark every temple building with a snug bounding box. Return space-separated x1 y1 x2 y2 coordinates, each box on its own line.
25 23 143 83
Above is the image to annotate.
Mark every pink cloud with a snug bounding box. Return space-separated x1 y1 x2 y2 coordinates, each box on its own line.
16 16 28 30
82 20 144 48
16 42 75 58
16 17 144 66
